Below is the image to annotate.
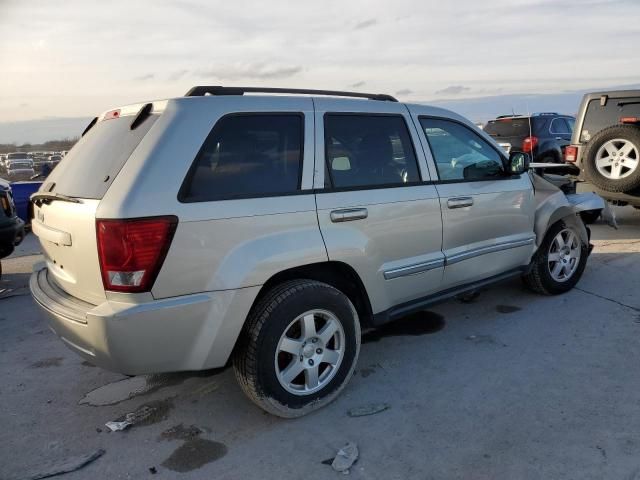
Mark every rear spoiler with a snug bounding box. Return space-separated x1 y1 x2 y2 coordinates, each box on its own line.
81 100 168 137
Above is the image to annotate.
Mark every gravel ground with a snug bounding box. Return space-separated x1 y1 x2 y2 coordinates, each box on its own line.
1 206 639 480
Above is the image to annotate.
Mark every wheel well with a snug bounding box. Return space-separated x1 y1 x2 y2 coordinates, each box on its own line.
254 261 374 328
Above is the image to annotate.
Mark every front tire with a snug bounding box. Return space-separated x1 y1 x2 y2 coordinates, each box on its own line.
522 220 589 295
233 279 361 418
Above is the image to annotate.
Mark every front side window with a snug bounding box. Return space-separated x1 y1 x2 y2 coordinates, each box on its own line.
181 114 303 202
324 114 420 189
420 118 505 181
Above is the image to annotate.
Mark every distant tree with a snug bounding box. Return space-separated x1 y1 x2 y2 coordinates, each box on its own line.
0 138 78 155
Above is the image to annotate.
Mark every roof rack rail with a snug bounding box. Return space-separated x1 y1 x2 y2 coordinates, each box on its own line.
184 86 398 102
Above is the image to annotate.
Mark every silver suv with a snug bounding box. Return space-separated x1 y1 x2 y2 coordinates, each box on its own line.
30 86 606 417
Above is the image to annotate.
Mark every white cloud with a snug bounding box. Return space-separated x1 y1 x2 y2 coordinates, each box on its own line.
0 0 638 124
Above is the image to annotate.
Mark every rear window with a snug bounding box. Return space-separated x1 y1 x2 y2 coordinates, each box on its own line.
7 153 28 160
180 114 303 202
581 97 640 142
45 114 158 199
483 118 532 138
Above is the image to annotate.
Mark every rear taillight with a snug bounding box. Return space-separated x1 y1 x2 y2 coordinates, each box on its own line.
522 136 538 153
96 216 177 293
620 116 639 124
564 145 578 162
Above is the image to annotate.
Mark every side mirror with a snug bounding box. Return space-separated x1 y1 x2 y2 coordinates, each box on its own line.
508 152 530 175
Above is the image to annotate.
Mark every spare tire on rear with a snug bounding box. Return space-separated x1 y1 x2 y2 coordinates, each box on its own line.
583 124 640 192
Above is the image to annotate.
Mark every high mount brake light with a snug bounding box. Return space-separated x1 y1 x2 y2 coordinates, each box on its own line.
103 109 121 121
96 216 177 293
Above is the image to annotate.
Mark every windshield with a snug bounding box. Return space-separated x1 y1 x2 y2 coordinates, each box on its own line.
8 162 32 170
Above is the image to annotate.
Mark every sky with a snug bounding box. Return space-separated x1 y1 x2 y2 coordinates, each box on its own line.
1 0 639 142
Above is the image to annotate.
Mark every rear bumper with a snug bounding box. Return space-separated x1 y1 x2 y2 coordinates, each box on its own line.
30 268 260 375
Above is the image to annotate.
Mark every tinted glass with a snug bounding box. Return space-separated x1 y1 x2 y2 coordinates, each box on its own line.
581 97 640 142
324 115 420 188
421 118 505 181
182 114 302 201
7 153 28 160
484 118 532 138
46 115 158 199
550 118 570 134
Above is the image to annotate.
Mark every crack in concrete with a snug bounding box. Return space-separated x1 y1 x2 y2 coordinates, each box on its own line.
594 239 640 248
575 287 640 313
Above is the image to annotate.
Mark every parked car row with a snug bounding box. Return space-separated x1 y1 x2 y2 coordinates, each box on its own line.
481 89 640 208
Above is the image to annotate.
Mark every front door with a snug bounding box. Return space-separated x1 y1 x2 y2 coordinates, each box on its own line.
413 114 536 289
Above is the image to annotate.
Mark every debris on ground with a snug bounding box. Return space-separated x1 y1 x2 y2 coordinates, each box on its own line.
105 400 173 432
159 424 203 441
331 442 359 474
19 448 105 480
347 403 390 417
105 419 132 432
149 466 157 474
105 406 154 431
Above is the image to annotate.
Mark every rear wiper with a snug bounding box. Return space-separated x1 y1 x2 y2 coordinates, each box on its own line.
31 192 82 206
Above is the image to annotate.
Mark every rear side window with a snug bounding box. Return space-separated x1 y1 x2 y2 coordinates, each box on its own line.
180 114 303 202
549 118 571 134
324 114 420 189
45 115 158 199
581 97 640 142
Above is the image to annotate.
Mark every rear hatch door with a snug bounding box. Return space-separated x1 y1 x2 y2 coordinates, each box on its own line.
484 117 532 153
31 104 160 304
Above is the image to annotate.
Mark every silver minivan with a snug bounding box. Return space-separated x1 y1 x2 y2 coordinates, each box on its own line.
30 87 605 417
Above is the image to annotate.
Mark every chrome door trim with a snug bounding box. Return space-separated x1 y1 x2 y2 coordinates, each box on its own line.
445 237 535 266
383 258 445 280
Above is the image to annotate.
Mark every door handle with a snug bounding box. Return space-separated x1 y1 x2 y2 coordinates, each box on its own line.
330 208 368 223
447 197 474 209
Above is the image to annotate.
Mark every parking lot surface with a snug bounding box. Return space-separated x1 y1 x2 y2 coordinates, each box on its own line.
1 207 639 480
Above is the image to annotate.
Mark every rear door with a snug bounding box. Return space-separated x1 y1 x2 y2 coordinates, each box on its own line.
412 113 535 289
31 105 162 304
314 98 443 316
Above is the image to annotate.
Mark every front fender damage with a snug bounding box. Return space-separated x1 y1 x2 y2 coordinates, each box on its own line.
531 173 615 253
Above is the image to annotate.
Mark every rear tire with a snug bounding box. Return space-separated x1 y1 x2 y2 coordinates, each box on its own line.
522 220 588 295
233 279 360 418
583 125 640 192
